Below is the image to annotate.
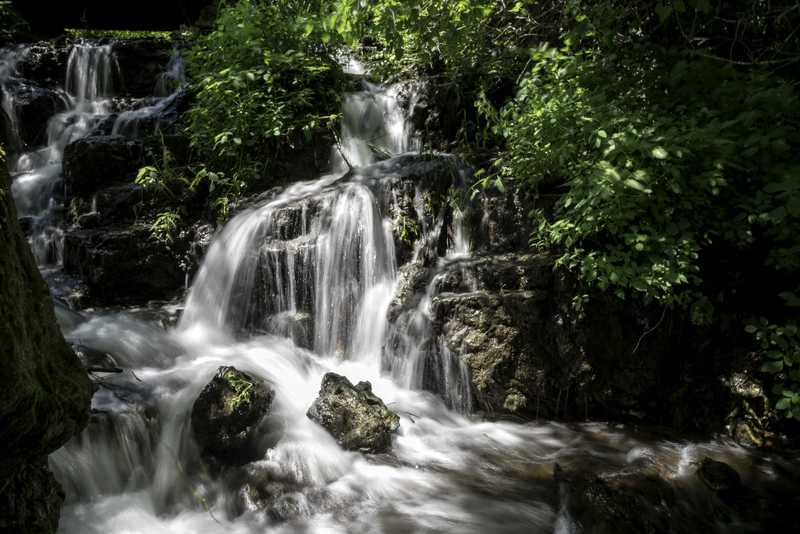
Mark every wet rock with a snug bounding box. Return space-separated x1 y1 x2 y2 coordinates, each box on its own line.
6 82 67 147
698 457 741 494
76 211 100 229
387 251 669 419
386 262 430 322
63 135 145 197
0 148 89 532
556 465 675 534
352 153 468 266
226 463 314 522
0 105 11 149
62 225 186 304
68 184 146 227
465 184 538 254
15 43 69 88
307 372 400 453
191 366 275 466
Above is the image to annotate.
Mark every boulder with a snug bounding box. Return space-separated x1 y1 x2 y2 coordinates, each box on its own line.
555 465 675 534
386 252 672 420
191 366 275 466
307 372 399 453
697 458 741 495
62 135 144 198
62 225 186 304
0 147 90 532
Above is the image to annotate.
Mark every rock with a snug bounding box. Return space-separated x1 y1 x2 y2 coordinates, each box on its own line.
555 465 675 534
5 81 67 147
0 148 90 532
111 39 174 98
191 366 275 465
465 184 537 254
0 105 11 149
0 461 65 534
386 251 672 419
17 215 35 235
62 225 187 304
68 184 146 226
697 457 741 494
76 211 100 229
15 43 70 88
307 372 400 453
351 154 468 266
62 135 144 198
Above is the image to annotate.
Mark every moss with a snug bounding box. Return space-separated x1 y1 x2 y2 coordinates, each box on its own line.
220 368 257 414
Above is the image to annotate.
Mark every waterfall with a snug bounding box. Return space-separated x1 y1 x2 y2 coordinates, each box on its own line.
29 48 795 534
65 44 118 104
2 42 119 266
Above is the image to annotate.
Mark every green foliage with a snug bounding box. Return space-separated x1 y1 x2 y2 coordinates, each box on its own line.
747 316 800 420
185 0 345 188
64 28 174 40
0 1 28 42
497 34 800 320
150 210 182 244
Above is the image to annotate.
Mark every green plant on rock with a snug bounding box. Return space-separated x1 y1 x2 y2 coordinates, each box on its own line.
748 315 800 420
150 210 181 244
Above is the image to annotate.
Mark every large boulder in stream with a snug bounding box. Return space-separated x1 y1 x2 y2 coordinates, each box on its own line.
307 372 400 453
191 366 275 466
0 150 90 531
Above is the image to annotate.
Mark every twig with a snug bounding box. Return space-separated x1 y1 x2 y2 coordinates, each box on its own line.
632 306 668 354
330 127 353 171
87 366 123 374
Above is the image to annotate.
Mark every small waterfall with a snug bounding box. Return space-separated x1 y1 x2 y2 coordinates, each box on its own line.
65 44 118 104
333 81 420 171
4 42 119 266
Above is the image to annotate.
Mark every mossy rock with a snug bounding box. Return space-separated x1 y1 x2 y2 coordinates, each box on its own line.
307 372 400 453
191 366 275 466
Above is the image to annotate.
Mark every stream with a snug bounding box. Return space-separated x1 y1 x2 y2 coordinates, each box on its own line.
2 40 798 534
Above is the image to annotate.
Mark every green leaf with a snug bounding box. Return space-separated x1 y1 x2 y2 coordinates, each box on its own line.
651 147 668 159
624 178 648 192
761 360 784 373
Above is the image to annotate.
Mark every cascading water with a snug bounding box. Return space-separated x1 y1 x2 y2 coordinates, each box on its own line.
1 42 117 265
5 50 789 533
112 49 186 137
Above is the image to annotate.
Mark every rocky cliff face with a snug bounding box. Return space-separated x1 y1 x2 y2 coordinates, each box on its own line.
0 149 90 532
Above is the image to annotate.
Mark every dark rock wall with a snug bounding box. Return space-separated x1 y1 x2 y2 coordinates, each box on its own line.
0 150 90 532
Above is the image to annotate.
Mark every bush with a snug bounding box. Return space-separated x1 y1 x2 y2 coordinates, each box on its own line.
185 0 346 190
499 37 800 321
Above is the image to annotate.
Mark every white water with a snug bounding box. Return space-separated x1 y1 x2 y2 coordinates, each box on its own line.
1 42 117 264
2 46 789 533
